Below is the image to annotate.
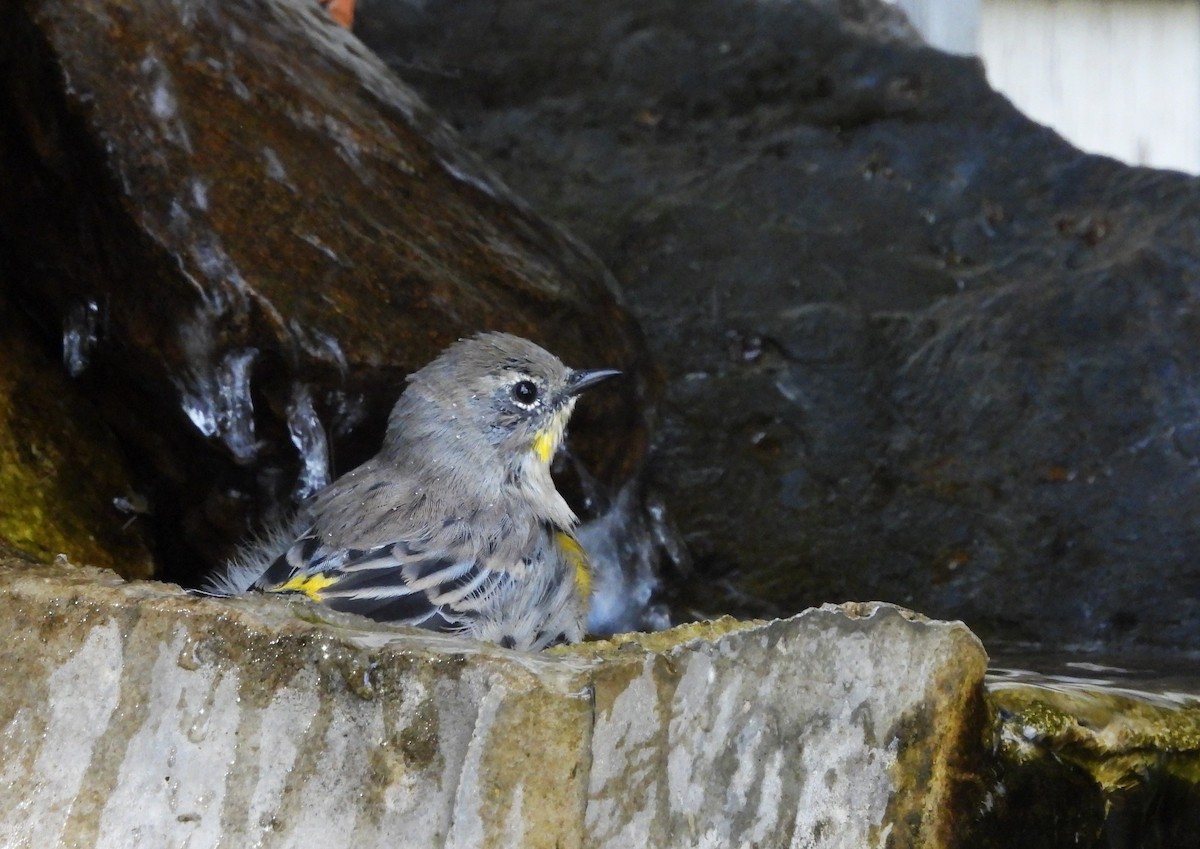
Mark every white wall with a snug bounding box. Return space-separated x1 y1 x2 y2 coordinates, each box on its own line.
887 0 982 54
980 0 1200 173
892 0 1200 174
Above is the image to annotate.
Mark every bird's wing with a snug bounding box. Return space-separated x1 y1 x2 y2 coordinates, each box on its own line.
253 531 515 629
245 459 525 628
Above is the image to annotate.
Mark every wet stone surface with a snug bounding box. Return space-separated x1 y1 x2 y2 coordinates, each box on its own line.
354 0 1200 649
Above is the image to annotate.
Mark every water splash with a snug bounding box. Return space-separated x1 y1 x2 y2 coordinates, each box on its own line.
62 299 100 377
297 233 343 265
262 147 295 189
578 482 676 636
287 384 331 500
226 71 251 102
328 389 368 438
289 320 347 373
112 491 151 531
175 317 260 463
439 157 503 203
322 113 364 171
188 229 251 298
190 178 209 211
139 49 193 153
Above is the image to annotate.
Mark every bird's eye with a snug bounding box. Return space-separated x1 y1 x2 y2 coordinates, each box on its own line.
511 380 539 406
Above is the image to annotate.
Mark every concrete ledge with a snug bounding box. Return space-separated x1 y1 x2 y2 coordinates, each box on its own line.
0 559 988 848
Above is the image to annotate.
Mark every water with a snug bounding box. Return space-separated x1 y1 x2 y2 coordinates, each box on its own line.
578 481 679 636
983 648 1200 849
286 384 331 501
62 299 100 377
988 649 1200 709
174 329 260 465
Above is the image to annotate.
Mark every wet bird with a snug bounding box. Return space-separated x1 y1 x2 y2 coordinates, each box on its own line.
206 332 620 651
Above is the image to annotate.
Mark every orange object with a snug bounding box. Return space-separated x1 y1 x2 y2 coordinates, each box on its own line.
320 0 355 28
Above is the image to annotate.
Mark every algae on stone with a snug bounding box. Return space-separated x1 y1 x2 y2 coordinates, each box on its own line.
0 298 154 578
979 672 1200 846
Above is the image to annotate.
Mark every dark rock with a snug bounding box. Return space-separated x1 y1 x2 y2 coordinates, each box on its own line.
353 0 1200 647
0 0 651 583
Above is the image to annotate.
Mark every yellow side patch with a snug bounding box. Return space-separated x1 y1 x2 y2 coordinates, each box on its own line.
272 572 338 601
555 530 591 600
533 428 557 463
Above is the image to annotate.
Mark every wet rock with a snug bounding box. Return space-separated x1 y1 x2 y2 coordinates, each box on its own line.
0 292 154 577
982 662 1200 847
353 0 1200 648
0 559 989 848
0 0 651 584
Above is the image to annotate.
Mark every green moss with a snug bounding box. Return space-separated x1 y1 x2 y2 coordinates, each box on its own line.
981 682 1200 844
0 301 154 578
558 615 763 659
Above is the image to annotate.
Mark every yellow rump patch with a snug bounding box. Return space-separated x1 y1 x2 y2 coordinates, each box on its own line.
555 530 591 600
272 572 338 601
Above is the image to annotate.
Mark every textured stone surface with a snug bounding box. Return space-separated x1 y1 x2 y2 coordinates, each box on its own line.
353 0 1200 649
580 603 987 848
0 560 988 848
0 560 594 849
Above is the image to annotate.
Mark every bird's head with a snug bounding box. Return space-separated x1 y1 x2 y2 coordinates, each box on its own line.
391 332 620 473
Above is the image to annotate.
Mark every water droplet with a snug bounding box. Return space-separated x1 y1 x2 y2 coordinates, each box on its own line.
579 482 675 635
287 384 331 500
175 322 260 462
62 299 100 377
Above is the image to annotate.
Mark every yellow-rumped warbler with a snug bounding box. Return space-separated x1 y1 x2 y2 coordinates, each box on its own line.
205 332 619 651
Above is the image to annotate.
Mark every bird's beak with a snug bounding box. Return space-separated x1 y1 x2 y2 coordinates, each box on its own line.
566 368 621 396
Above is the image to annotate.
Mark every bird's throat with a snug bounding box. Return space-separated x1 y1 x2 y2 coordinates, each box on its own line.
532 428 557 464
532 409 569 464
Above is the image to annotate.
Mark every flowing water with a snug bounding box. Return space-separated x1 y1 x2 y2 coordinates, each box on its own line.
983 648 1200 849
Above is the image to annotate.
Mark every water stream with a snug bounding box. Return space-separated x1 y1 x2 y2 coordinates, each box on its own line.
983 648 1200 848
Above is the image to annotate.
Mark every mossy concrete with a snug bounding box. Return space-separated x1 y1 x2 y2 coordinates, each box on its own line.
0 559 989 848
0 560 592 849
